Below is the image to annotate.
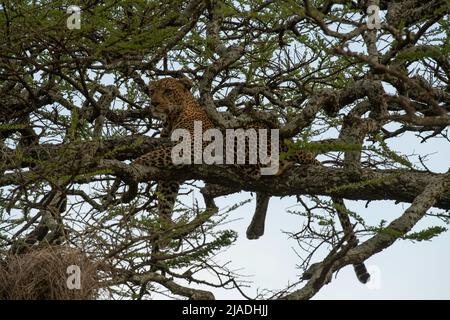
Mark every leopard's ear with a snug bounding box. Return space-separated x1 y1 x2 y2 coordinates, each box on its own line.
179 77 193 90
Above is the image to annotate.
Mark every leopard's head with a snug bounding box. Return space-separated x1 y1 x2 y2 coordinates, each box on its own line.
148 77 193 120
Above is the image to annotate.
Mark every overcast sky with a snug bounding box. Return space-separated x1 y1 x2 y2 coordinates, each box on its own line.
62 6 450 299
196 129 450 299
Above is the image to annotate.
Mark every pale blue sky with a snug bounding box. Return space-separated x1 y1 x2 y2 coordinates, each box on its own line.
14 2 447 300
189 130 450 299
79 4 449 299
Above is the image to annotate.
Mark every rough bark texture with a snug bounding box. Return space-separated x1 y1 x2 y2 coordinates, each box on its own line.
0 0 448 299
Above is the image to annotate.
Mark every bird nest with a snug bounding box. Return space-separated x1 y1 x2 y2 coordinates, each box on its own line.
0 245 99 300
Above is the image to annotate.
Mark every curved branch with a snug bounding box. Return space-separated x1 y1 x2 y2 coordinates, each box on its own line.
281 169 449 300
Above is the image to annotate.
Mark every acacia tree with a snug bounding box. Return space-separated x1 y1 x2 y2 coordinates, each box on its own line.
0 0 449 299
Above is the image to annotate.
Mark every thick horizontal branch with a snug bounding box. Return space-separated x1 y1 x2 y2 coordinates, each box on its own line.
99 160 450 211
3 135 450 210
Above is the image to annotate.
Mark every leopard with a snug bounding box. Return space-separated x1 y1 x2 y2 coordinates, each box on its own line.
134 77 370 283
134 77 320 241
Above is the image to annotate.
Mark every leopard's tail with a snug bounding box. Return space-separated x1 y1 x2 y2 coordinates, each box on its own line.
246 192 270 239
353 263 370 284
332 197 371 284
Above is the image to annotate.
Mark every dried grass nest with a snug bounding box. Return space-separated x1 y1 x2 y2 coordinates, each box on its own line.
0 245 99 300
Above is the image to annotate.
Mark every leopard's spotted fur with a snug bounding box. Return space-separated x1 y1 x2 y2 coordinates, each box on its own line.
135 77 320 239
